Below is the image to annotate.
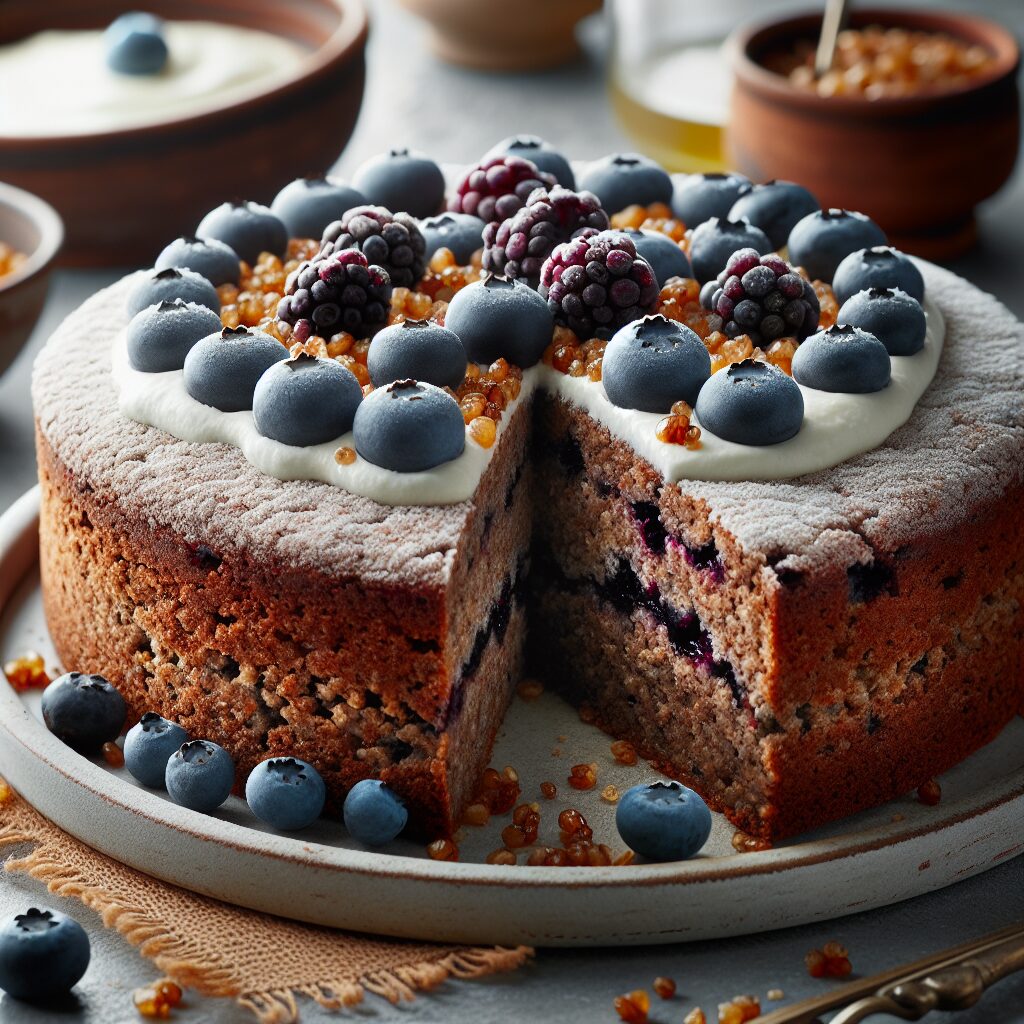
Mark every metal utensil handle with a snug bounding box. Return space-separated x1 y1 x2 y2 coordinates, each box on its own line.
814 0 851 77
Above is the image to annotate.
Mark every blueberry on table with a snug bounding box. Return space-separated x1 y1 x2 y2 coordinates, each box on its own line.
253 355 363 446
165 739 235 813
155 235 241 287
792 324 892 393
602 314 711 412
837 287 927 356
196 200 288 264
832 247 925 306
671 172 751 227
695 359 804 445
368 319 467 389
579 152 673 214
126 267 220 318
485 134 576 188
351 148 446 219
105 12 168 76
418 212 486 265
41 672 126 754
183 326 287 412
728 180 820 250
616 781 712 861
124 712 188 788
621 228 692 287
126 299 223 373
343 779 408 846
787 208 887 283
0 908 90 1003
246 757 326 831
689 217 771 284
271 175 366 241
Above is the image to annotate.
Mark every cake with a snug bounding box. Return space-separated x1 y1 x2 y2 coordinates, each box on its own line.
32 151 1024 845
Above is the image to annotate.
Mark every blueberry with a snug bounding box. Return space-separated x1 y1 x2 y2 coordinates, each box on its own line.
196 200 288 263
183 326 287 412
124 712 188 788
155 235 241 287
246 757 326 831
602 315 710 412
616 781 712 861
671 172 751 227
0 908 90 1003
787 208 887 282
444 275 554 367
105 12 167 75
485 135 575 188
368 320 467 389
792 324 891 393
578 153 672 214
622 228 692 287
41 672 126 754
418 212 486 264
832 246 925 306
270 175 366 240
728 180 819 250
165 739 235 813
353 380 465 472
343 779 408 847
253 355 363 446
836 287 927 357
126 267 220 319
689 217 771 284
695 359 804 445
127 299 223 373
351 148 445 219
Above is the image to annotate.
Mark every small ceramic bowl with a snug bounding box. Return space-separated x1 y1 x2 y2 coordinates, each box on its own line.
727 10 1020 259
0 0 368 267
0 182 63 377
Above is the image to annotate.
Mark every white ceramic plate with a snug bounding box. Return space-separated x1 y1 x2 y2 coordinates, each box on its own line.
1 487 1022 946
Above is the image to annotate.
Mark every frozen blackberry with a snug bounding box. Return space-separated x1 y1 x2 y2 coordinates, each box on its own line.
319 206 426 289
449 156 556 225
700 248 819 345
539 231 659 340
277 248 392 343
482 185 609 287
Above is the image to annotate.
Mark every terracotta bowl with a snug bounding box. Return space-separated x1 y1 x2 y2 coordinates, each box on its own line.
727 10 1020 259
0 182 63 377
0 0 367 267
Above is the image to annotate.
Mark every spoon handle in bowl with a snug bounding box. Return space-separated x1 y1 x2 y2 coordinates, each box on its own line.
815 0 851 76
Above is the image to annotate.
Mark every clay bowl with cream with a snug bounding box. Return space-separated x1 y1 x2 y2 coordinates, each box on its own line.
0 0 367 267
727 10 1020 259
0 182 62 376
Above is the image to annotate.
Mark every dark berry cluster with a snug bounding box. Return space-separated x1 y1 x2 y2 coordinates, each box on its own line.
449 156 556 224
319 205 426 289
277 248 392 342
699 248 819 345
540 232 659 339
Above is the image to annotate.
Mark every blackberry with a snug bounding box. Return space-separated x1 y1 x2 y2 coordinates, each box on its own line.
277 248 391 342
482 185 609 287
539 231 658 340
700 248 819 346
319 206 426 289
449 156 556 225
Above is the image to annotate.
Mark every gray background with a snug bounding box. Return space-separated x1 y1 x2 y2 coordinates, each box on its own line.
1 1 1023 1020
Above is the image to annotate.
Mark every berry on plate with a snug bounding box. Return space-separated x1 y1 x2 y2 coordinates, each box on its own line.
449 156 556 225
319 206 426 289
41 672 126 754
368 319 467 389
418 212 486 265
0 907 90 1002
165 739 235 813
270 175 366 241
196 200 288 264
616 781 712 861
579 153 672 214
832 246 925 306
183 326 287 412
689 218 771 284
728 180 820 250
621 228 692 287
126 267 220 319
695 359 804 445
246 757 326 831
485 135 575 188
351 148 446 220
155 235 241 287
837 286 927 356
792 324 892 393
787 208 887 283
126 299 223 373
124 712 189 788
105 12 167 75
343 778 408 846
671 171 751 227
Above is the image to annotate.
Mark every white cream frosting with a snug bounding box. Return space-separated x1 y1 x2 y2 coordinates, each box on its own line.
0 23 306 138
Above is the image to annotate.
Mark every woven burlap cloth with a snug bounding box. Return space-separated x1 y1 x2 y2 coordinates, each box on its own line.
0 783 531 1022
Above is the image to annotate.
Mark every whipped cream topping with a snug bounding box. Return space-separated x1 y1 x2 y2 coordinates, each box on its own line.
0 23 306 138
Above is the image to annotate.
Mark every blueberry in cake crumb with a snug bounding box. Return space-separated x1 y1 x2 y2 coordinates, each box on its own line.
196 200 288 263
485 134 576 188
792 324 892 393
579 153 672 214
124 712 188 788
671 172 751 227
165 739 235 812
615 781 712 861
253 356 363 446
689 218 772 284
450 156 557 224
419 212 486 264
602 314 711 412
728 180 820 250
368 319 467 389
105 12 168 75
445 275 554 366
695 359 804 445
621 228 692 287
183 326 286 412
832 246 925 305
41 673 126 754
270 175 366 241
354 380 466 472
787 208 887 282
246 756 326 831
126 267 220 318
0 908 90 1002
127 299 223 373
343 779 408 846
319 205 427 289
351 148 446 219
837 287 927 356
155 235 241 287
